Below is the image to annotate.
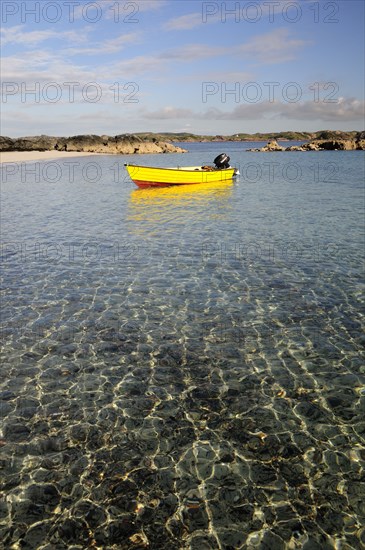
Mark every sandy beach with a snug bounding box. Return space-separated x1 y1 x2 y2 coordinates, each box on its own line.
0 151 101 164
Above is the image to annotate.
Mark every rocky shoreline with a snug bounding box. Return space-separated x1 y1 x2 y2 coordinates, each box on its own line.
247 132 365 152
2 132 364 155
0 134 187 155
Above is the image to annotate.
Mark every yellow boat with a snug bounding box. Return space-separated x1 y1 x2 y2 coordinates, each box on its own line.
124 153 239 188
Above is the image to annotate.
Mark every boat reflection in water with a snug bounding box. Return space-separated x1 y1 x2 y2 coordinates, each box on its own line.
127 179 234 234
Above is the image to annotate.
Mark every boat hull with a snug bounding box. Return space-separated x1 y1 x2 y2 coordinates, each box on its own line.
124 164 236 188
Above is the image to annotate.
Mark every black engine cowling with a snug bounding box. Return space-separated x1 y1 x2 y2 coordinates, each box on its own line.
214 153 230 169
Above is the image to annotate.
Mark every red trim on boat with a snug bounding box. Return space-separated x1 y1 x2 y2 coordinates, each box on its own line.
133 180 204 188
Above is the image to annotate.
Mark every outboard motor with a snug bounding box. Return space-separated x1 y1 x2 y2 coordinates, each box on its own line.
214 153 230 169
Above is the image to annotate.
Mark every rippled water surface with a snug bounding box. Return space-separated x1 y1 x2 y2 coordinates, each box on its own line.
1 145 364 549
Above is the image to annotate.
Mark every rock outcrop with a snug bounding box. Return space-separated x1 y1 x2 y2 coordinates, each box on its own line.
247 132 365 152
306 138 365 151
0 134 187 154
261 139 285 152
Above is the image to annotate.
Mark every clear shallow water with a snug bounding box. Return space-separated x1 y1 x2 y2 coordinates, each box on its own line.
0 146 364 549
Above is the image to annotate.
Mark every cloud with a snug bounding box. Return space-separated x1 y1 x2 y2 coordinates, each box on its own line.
1 46 173 110
0 25 88 46
65 33 140 56
167 3 277 31
135 0 168 12
237 28 309 64
142 106 196 119
222 98 365 121
73 0 167 21
137 97 365 122
1 24 139 56
109 55 168 77
187 71 255 83
103 0 167 19
0 106 136 136
283 97 365 121
164 13 205 30
160 43 229 60
159 28 309 65
1 51 100 83
164 2 312 31
3 96 363 137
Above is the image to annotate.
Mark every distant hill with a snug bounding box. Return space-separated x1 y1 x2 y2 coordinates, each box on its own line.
135 130 361 142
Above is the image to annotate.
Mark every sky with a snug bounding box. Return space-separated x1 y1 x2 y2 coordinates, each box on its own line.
1 0 364 136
